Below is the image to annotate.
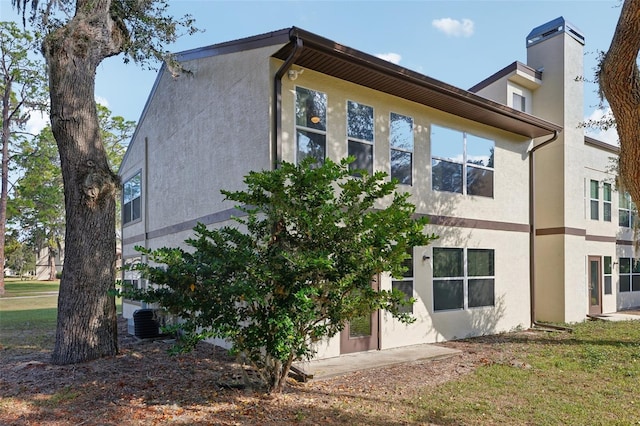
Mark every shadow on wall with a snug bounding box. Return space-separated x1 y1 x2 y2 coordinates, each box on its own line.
422 295 507 342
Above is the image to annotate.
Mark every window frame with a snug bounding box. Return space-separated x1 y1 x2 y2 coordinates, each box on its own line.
295 86 327 166
603 183 612 222
389 112 414 186
619 257 640 293
123 171 142 225
392 248 414 314
589 179 599 221
432 247 495 312
430 125 495 198
347 100 374 176
619 191 637 228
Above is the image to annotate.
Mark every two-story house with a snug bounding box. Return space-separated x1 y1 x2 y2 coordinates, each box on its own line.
119 17 634 359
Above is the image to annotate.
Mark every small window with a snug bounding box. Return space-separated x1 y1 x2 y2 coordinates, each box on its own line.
619 191 637 228
123 172 141 224
619 257 640 292
296 87 327 166
431 125 494 198
392 249 414 314
347 100 374 176
603 183 612 222
590 180 599 220
433 248 495 311
123 257 142 291
513 93 526 112
390 113 413 185
604 256 612 295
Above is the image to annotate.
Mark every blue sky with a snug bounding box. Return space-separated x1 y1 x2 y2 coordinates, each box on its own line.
0 0 623 144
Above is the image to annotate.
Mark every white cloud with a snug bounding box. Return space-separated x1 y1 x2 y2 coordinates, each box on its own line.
584 107 619 146
25 110 49 135
432 18 474 38
95 96 110 107
375 52 402 65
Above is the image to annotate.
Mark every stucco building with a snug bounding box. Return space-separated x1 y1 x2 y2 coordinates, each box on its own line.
119 17 636 359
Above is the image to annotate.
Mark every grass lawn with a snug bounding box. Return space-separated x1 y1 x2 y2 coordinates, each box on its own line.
3 278 60 297
414 320 640 425
0 279 121 350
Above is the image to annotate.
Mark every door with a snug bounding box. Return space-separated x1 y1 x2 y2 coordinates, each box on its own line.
588 256 602 315
340 275 380 354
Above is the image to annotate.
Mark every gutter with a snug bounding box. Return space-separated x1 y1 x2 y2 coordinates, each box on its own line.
272 32 303 170
528 131 572 332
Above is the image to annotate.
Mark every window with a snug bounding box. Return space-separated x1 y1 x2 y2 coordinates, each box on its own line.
123 172 141 224
392 249 414 314
604 256 612 295
296 87 327 166
619 192 637 228
590 180 599 220
431 125 494 197
390 113 413 185
123 257 142 291
619 257 640 292
347 100 374 175
513 93 526 112
603 183 612 222
433 248 495 311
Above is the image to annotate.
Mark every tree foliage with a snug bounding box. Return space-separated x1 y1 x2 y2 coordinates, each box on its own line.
122 158 437 393
10 0 198 364
0 20 48 293
599 0 640 211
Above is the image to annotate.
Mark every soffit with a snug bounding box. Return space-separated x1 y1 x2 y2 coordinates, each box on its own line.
273 28 561 139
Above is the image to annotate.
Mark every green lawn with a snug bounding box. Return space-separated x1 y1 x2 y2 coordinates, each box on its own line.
413 320 640 425
0 279 121 350
3 278 60 297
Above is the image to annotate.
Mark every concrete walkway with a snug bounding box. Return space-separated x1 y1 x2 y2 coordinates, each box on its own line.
588 310 640 322
294 343 461 380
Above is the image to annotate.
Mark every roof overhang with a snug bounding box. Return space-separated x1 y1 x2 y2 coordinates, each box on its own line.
273 27 561 139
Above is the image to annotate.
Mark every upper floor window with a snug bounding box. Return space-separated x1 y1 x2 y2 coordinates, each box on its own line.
590 180 599 220
603 183 612 222
390 113 413 185
347 100 374 176
123 172 141 224
619 191 637 228
431 125 494 197
512 93 526 112
432 247 495 311
295 87 327 166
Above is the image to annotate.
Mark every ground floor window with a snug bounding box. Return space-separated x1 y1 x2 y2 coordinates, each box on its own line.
433 247 495 311
604 256 612 295
392 249 414 314
619 257 640 293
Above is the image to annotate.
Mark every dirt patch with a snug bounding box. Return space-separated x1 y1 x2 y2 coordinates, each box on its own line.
0 317 531 425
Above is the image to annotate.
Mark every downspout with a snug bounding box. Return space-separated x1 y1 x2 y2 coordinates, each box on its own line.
272 33 303 170
529 130 571 332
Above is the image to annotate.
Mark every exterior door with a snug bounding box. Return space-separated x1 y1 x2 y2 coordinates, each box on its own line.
588 256 602 315
340 275 380 354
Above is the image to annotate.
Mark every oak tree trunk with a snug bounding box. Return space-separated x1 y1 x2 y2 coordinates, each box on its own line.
44 2 125 364
600 0 640 210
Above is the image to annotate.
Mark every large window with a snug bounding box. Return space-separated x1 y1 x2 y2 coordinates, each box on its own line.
296 87 327 166
390 113 413 185
392 249 414 314
123 172 141 224
433 248 495 311
347 100 374 176
619 257 640 293
431 125 494 197
619 191 637 228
